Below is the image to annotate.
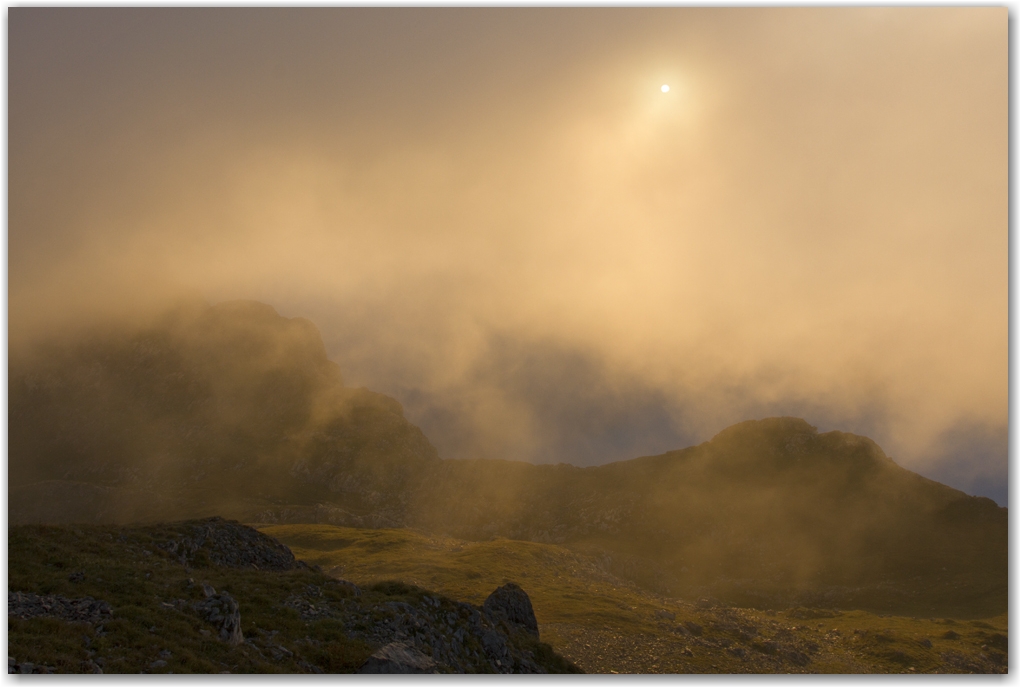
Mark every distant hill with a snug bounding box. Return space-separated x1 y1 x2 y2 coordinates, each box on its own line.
408 418 1006 617
10 300 439 525
9 301 1006 618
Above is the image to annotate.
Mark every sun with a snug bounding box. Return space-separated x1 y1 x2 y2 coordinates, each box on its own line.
660 84 670 93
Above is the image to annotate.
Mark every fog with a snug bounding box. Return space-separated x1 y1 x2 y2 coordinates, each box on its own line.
9 8 1007 504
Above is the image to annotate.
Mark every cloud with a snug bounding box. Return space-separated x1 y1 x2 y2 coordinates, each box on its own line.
8 8 1007 503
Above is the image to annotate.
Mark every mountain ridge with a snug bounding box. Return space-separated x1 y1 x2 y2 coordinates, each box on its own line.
8 300 1006 618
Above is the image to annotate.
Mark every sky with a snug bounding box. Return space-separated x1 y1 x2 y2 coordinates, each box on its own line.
8 8 1008 504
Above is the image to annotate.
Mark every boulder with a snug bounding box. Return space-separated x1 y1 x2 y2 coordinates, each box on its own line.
483 583 539 638
194 591 243 645
357 642 439 674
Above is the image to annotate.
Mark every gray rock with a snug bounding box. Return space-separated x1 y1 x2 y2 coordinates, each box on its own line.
156 518 297 571
358 642 439 674
8 592 113 625
483 629 509 659
194 592 243 645
482 583 539 638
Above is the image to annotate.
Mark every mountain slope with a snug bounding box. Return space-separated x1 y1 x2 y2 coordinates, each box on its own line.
9 300 1006 618
10 300 438 525
402 417 1005 616
262 523 1008 674
8 518 578 674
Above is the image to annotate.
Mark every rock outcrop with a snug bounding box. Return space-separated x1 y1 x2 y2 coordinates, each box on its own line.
7 592 113 625
155 517 297 571
483 583 539 638
193 585 243 645
285 585 555 674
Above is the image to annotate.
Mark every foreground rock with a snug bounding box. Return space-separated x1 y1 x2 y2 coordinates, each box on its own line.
193 585 244 645
9 657 57 674
286 583 561 673
8 592 113 625
484 583 539 638
358 643 439 673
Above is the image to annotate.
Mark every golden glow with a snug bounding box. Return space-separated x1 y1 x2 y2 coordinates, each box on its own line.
7 8 1006 496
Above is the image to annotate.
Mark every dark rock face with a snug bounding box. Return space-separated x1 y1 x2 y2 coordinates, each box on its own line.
7 592 113 625
357 642 439 674
483 583 539 638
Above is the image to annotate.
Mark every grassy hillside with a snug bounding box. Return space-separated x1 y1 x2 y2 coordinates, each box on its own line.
263 523 1008 674
7 519 577 674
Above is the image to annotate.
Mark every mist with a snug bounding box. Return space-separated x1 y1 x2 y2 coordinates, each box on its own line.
9 8 1007 504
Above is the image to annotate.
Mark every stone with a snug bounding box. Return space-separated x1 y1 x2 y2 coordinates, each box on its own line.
156 518 297 571
8 592 113 625
357 642 439 674
194 592 243 645
482 630 509 660
482 583 539 638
